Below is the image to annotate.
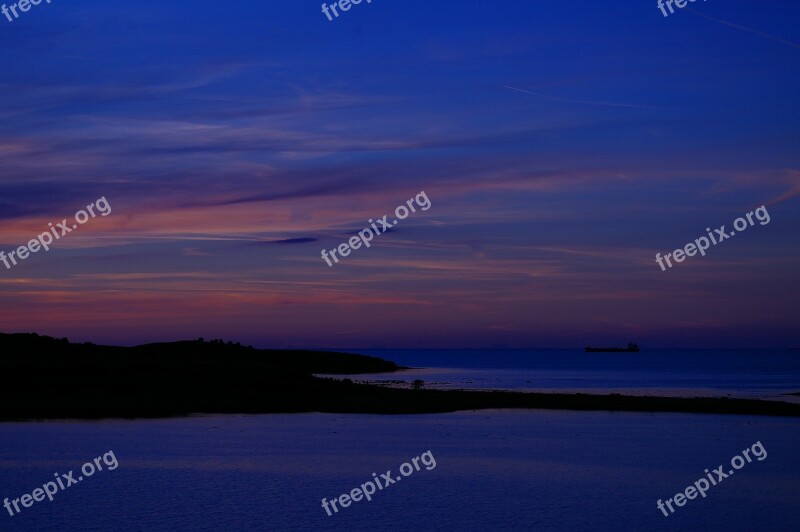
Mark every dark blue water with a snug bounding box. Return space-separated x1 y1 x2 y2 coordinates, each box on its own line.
339 349 800 401
2 350 799 531
348 348 800 373
1 412 799 531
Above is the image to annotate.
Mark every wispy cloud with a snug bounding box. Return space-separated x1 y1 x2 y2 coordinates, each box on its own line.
504 85 676 111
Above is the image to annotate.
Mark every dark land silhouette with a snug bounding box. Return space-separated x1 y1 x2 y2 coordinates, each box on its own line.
584 342 640 353
2 333 799 421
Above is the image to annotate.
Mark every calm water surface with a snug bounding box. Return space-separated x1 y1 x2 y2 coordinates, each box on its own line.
338 349 800 402
1 411 798 531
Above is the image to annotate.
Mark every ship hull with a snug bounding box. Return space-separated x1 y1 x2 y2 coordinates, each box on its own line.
584 347 640 353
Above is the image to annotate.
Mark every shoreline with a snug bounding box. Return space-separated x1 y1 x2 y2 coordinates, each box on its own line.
3 333 799 423
3 386 800 423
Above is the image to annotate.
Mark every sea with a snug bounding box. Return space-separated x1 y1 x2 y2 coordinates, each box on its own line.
338 348 800 402
1 348 798 531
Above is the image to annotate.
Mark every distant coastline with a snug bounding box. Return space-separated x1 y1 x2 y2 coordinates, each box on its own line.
2 333 799 421
584 342 640 353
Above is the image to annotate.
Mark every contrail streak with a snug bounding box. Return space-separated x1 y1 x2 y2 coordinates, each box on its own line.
687 8 800 49
504 85 674 111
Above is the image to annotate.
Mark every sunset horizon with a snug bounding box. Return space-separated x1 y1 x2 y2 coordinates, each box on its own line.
1 1 799 530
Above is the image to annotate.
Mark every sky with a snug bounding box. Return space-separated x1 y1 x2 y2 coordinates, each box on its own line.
0 0 798 349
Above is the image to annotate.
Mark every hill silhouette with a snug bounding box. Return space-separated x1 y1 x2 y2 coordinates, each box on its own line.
0 333 401 374
2 333 800 421
0 332 402 419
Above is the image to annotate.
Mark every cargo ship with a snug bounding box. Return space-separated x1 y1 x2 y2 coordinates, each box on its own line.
584 342 640 353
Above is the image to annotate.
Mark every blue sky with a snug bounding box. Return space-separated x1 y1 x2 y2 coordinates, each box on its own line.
0 0 798 348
